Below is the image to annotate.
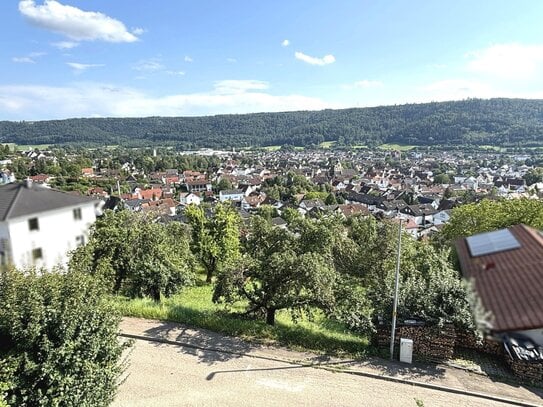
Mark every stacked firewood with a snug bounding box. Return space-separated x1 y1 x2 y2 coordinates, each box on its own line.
455 329 504 356
507 356 543 384
374 324 456 360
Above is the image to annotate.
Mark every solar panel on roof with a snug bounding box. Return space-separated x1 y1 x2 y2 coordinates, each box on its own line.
466 229 521 257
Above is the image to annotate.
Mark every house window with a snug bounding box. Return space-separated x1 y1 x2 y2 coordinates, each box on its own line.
73 208 82 220
28 217 39 231
32 248 43 261
76 235 85 247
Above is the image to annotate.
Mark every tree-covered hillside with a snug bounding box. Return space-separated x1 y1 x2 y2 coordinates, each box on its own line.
1 98 542 148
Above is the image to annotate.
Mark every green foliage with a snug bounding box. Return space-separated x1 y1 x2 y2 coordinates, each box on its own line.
324 192 338 205
216 177 233 191
0 268 127 407
185 202 241 283
524 167 543 186
345 216 474 330
433 173 452 184
70 210 194 301
1 99 543 148
441 198 543 241
214 216 337 325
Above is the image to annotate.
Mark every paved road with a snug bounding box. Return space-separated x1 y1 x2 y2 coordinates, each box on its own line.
113 338 521 407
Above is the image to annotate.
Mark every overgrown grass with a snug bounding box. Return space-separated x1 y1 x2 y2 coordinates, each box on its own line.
111 283 369 356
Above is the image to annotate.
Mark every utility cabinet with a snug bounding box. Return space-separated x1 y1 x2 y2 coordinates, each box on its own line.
399 338 413 364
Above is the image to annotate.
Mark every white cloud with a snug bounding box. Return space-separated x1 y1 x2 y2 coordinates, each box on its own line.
184 56 193 63
166 70 185 76
12 51 46 64
281 39 290 47
132 58 164 72
214 80 269 94
226 57 237 63
67 62 104 72
0 82 338 119
132 27 145 35
466 43 543 79
353 80 383 89
421 79 496 101
12 56 36 64
295 51 335 66
19 0 139 43
51 41 79 49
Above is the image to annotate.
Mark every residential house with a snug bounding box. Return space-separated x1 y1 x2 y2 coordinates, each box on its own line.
455 225 543 346
219 189 245 202
0 181 102 270
179 192 201 206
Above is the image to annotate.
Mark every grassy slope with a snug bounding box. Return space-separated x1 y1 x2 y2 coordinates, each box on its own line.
112 283 369 357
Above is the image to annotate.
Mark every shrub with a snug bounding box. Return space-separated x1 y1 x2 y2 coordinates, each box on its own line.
0 268 128 407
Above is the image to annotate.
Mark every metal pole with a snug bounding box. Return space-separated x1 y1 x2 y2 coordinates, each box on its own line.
390 216 402 360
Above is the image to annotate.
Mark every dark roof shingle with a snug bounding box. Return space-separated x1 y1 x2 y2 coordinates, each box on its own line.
0 182 97 221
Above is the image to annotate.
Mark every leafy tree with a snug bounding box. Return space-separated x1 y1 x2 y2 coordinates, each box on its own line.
340 216 473 331
0 267 128 406
324 192 337 205
441 198 543 241
256 204 278 222
281 207 302 224
185 202 241 283
216 177 233 191
70 210 194 300
433 173 452 184
524 167 543 186
213 216 337 325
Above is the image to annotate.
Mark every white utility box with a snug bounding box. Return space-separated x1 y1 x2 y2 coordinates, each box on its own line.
399 338 413 364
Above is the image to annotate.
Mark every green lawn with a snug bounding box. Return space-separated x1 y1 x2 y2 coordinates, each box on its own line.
111 282 369 356
378 143 415 151
262 145 282 151
478 145 506 152
319 141 337 149
14 144 51 151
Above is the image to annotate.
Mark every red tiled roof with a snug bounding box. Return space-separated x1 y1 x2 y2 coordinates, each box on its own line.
455 224 543 332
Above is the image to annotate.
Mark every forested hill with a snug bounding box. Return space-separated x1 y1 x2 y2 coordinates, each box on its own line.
1 98 543 148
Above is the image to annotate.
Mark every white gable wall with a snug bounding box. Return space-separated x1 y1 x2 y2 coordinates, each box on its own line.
4 201 98 270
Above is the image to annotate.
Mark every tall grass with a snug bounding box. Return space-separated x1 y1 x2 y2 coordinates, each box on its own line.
111 283 369 356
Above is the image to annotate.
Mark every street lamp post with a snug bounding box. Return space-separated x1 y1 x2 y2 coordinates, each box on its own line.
390 216 402 360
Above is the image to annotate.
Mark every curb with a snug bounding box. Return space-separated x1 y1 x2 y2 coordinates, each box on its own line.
120 333 541 407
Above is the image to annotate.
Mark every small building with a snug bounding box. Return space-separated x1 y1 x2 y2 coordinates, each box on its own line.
219 189 245 202
179 192 201 206
0 181 102 270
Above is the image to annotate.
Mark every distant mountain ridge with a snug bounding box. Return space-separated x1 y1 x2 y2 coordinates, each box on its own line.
1 98 542 148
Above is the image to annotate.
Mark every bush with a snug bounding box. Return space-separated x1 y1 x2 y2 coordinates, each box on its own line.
0 268 128 407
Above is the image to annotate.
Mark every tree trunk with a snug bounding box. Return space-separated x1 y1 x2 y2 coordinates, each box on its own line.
206 268 213 283
266 308 276 325
205 258 216 283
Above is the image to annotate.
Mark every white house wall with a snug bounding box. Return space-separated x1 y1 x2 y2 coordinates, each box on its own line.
7 202 97 270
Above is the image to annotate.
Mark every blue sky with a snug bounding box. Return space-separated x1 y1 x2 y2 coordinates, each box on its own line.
1 0 543 120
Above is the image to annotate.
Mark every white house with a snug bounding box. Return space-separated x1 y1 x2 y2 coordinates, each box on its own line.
179 192 201 206
0 181 102 270
219 189 245 202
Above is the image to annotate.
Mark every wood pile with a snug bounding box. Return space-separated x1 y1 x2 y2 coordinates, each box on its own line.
455 329 504 356
375 324 456 360
507 356 543 384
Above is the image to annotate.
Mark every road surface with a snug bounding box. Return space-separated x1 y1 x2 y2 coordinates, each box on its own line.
113 338 523 407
